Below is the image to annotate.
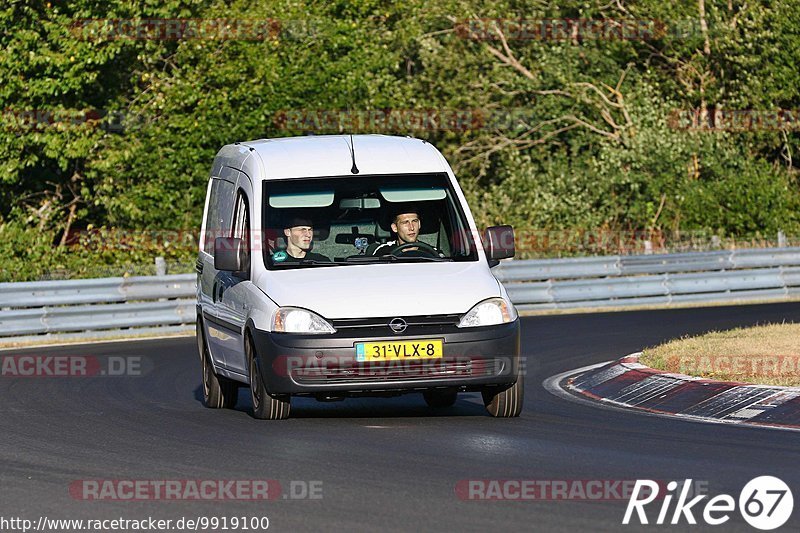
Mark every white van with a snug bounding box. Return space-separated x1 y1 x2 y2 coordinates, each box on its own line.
196 134 522 419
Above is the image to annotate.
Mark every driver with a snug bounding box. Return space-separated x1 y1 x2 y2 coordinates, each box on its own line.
368 209 444 257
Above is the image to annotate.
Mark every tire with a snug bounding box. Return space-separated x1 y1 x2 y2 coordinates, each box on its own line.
423 389 458 408
197 319 238 409
482 373 523 417
246 333 291 420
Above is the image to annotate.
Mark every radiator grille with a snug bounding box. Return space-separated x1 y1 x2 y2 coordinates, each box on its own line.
292 357 503 384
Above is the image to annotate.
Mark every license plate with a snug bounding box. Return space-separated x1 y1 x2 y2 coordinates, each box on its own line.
355 339 443 362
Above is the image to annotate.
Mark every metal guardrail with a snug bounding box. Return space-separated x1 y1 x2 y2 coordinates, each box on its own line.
0 274 196 339
1 247 799 341
494 247 800 311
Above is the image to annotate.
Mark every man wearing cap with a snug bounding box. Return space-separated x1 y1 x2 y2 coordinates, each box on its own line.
272 216 330 263
368 210 444 257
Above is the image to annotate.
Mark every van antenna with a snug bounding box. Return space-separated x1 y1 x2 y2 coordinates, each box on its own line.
349 134 360 174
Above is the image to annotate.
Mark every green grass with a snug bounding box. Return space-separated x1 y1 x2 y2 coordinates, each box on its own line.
640 323 800 387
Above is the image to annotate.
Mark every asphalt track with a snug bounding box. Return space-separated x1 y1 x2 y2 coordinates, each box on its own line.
2 302 800 532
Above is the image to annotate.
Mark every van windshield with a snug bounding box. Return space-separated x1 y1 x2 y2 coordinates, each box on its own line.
262 173 479 269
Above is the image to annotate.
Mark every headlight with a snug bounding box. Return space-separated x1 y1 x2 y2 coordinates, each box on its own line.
272 307 336 334
458 298 517 328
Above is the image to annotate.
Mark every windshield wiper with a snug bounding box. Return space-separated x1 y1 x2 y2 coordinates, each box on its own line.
373 254 450 262
273 259 339 267
344 255 400 263
389 255 451 262
344 255 452 263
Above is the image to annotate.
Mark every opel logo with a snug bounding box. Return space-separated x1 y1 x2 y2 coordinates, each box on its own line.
388 318 407 334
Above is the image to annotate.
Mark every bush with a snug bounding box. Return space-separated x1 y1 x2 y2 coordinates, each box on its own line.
0 221 196 282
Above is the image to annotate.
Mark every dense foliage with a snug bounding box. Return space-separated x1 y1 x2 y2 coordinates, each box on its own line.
2 0 798 280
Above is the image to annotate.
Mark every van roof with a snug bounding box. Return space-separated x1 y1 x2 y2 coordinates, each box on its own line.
237 134 448 179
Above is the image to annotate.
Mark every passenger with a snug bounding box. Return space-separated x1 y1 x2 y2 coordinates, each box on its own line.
272 216 330 263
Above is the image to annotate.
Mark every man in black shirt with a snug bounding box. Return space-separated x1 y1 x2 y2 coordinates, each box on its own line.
368 210 444 258
271 216 331 264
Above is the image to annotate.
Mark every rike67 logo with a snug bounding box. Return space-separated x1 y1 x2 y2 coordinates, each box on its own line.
624 476 793 530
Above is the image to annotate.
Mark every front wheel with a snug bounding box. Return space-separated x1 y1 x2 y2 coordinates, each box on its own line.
197 319 238 409
482 373 524 417
246 333 291 420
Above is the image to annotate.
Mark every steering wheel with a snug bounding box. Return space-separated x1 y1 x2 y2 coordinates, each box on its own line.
391 241 440 257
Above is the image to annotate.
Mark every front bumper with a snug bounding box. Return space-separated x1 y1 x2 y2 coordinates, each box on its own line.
249 319 521 395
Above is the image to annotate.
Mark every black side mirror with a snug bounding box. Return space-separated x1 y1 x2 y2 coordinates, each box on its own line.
214 237 246 272
484 225 515 266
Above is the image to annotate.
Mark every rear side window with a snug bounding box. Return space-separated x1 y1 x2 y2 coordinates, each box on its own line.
203 178 236 252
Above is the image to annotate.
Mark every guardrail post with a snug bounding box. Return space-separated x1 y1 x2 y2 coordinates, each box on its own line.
155 256 167 276
778 230 787 247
